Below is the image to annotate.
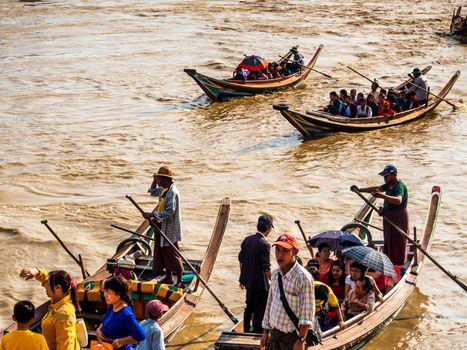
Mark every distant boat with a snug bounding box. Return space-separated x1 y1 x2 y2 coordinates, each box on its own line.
215 187 442 350
450 6 467 36
184 45 323 102
273 68 460 137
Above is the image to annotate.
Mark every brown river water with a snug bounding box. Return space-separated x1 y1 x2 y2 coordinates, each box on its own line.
1 0 466 348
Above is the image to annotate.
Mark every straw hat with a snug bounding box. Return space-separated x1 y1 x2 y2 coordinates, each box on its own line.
153 166 174 179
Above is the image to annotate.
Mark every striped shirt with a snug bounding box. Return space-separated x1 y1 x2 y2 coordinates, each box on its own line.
262 261 314 334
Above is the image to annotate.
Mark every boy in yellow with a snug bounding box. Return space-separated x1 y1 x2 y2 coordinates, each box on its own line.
0 300 49 350
20 268 80 350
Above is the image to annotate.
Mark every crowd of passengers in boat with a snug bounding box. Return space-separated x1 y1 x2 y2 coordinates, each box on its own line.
324 87 425 118
299 243 401 332
324 69 429 118
232 50 305 81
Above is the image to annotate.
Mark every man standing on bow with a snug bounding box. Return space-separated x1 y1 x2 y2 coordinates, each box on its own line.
406 68 429 105
260 233 314 350
352 164 409 266
143 166 183 286
238 215 274 334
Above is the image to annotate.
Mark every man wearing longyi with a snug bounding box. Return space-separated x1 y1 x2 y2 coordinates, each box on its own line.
260 233 314 350
143 166 183 286
352 164 409 266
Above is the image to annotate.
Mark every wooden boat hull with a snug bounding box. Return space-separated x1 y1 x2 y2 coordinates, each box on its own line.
184 46 323 102
1 197 231 347
274 71 460 137
215 187 441 350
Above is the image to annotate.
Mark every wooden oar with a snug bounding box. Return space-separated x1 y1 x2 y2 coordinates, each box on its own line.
41 220 90 279
354 218 384 232
346 66 388 90
294 220 314 258
124 195 239 324
350 186 467 293
279 55 333 78
405 80 457 109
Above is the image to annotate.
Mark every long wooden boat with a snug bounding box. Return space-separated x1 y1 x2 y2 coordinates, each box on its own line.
273 70 460 137
215 187 441 350
1 197 231 346
450 6 467 36
184 45 323 102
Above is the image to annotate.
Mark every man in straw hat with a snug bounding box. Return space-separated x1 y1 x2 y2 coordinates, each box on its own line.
406 67 429 104
260 233 314 350
143 166 183 286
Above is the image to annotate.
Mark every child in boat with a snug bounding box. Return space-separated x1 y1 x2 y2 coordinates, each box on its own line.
378 101 396 117
316 243 335 283
345 262 383 301
327 260 346 303
341 276 375 320
0 301 49 350
136 300 169 350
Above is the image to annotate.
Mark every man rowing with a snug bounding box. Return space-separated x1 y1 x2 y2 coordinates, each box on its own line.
143 166 184 286
352 165 409 266
406 68 429 105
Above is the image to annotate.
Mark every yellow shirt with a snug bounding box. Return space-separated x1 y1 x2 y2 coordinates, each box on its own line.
156 188 168 223
0 329 49 350
35 269 80 350
314 281 339 314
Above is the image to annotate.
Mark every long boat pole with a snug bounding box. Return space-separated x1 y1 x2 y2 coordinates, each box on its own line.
294 220 314 258
350 186 467 293
124 195 239 324
41 220 90 279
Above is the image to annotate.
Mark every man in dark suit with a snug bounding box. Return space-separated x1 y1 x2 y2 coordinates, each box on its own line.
238 215 274 333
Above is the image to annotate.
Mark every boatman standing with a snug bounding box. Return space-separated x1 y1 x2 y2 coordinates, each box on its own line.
351 164 409 266
260 233 314 350
406 68 429 105
143 166 184 286
238 215 273 334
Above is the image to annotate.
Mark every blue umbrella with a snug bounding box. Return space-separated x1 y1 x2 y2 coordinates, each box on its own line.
342 246 397 278
308 230 364 251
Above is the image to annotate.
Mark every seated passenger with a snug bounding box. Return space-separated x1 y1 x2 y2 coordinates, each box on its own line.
350 89 357 103
387 89 398 111
233 67 246 81
355 92 365 106
396 91 406 112
377 93 387 110
256 69 269 80
266 64 274 79
279 62 291 77
367 94 379 117
325 91 345 115
378 101 396 116
327 260 346 303
271 63 282 78
314 282 345 331
341 276 375 320
343 96 357 117
345 262 383 301
405 91 420 110
356 98 372 118
339 89 348 101
317 243 336 283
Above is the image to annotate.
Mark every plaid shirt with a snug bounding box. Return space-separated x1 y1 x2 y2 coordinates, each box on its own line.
262 261 314 334
148 182 182 246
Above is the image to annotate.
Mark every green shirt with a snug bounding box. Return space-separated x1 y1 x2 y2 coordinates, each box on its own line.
381 180 408 210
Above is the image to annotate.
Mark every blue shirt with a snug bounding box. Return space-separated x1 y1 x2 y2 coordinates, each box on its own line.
135 319 165 350
101 305 145 350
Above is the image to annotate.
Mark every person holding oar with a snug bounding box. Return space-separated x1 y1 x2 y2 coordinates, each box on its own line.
406 68 429 105
351 165 409 266
143 166 184 287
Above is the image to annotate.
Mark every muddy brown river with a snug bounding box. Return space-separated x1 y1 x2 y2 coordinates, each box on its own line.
0 0 466 348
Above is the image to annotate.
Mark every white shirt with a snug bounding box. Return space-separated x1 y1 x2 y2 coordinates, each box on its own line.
356 105 372 118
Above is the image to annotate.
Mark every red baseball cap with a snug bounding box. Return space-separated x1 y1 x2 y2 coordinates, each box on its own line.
273 233 299 250
383 101 390 108
146 300 169 317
